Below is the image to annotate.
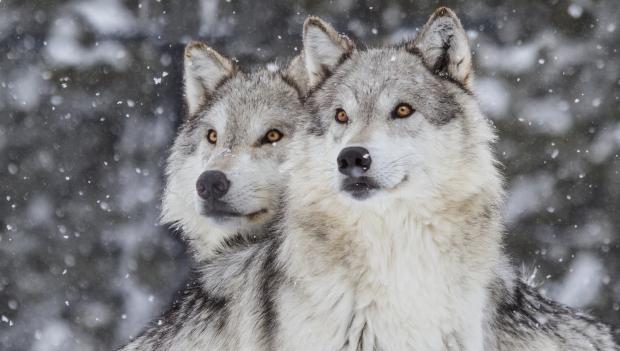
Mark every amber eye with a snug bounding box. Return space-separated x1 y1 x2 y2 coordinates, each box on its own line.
393 103 415 118
262 129 283 144
206 129 217 144
335 108 349 124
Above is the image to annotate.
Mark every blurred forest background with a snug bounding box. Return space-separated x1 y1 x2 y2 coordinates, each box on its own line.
1 0 619 349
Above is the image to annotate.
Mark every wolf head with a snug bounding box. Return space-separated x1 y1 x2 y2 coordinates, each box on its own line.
288 8 502 222
163 42 304 259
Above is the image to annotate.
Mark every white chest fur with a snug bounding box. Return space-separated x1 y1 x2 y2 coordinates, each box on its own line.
349 212 487 351
282 205 492 351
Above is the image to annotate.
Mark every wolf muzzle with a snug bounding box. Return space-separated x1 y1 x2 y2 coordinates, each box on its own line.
337 147 379 199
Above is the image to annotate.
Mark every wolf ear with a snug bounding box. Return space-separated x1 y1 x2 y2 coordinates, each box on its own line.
282 54 310 96
409 7 473 88
303 16 355 87
184 41 236 116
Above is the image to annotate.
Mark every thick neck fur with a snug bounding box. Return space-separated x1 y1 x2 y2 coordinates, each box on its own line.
278 110 505 350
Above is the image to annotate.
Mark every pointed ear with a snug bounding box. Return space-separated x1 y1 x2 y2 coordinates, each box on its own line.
282 54 309 96
184 41 236 116
302 16 355 87
409 7 473 88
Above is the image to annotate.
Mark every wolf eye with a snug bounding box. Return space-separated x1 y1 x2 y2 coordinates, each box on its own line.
206 129 217 144
335 108 349 124
393 103 415 118
262 129 283 144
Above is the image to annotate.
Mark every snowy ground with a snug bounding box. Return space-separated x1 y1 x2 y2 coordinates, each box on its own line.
0 0 618 350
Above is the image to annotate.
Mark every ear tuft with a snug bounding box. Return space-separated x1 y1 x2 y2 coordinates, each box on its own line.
409 7 473 88
184 41 236 116
434 6 451 17
302 16 355 87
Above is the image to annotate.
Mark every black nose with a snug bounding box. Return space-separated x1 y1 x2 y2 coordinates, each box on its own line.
196 171 230 200
337 146 372 177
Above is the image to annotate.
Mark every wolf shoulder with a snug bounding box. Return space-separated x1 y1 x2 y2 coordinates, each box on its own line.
118 235 279 351
486 277 619 351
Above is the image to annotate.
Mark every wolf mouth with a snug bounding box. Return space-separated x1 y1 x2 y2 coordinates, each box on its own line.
341 176 380 199
203 209 243 218
341 175 409 199
202 207 268 220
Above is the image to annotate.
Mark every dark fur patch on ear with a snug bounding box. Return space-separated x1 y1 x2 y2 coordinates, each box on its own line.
305 50 352 99
337 50 353 65
405 46 473 96
279 73 303 99
404 44 423 57
319 64 333 81
431 39 452 77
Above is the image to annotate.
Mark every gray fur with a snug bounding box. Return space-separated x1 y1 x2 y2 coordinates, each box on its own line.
161 42 304 262
489 278 618 350
121 8 618 351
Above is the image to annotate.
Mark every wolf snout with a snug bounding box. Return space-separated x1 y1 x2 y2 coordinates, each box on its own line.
337 146 372 177
196 171 230 200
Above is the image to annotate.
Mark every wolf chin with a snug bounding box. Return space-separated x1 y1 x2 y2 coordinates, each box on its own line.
121 7 618 351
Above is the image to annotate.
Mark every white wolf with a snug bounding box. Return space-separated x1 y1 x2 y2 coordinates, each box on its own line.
160 41 304 262
121 8 618 351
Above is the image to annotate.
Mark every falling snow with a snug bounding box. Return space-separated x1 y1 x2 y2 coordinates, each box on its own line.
1 0 619 350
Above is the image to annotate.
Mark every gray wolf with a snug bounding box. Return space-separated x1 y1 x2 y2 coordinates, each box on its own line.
121 8 618 351
160 41 304 262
